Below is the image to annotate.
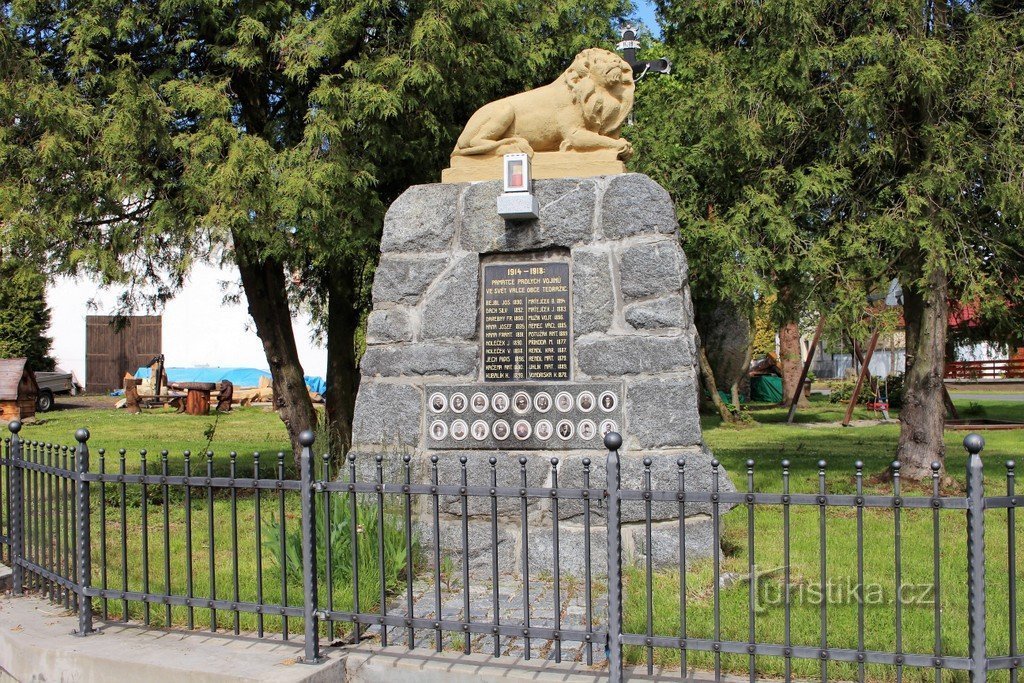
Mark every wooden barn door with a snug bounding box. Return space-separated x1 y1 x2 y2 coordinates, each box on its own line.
85 316 163 393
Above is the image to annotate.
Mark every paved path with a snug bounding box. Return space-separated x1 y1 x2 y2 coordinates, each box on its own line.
0 594 342 682
350 569 607 666
1 594 738 682
948 392 1024 402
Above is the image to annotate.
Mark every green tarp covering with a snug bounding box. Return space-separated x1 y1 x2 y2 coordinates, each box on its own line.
750 374 784 403
716 390 747 404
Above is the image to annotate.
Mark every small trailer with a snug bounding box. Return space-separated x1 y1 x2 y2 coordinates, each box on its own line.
0 358 39 422
34 370 77 412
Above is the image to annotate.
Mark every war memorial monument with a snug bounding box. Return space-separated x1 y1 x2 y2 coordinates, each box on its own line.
350 47 734 576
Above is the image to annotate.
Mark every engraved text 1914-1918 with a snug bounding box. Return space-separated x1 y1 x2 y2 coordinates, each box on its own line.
482 262 570 382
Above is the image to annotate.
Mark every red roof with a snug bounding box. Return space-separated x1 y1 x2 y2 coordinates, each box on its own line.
949 302 983 329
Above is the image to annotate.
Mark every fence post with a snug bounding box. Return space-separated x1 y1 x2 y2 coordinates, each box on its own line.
605 431 623 683
298 430 321 664
8 421 23 595
964 433 987 681
74 428 93 635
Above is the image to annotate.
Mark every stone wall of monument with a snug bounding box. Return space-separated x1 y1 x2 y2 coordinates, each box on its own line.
351 173 734 575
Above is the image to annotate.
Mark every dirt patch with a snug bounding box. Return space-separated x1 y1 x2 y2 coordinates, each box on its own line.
791 419 896 428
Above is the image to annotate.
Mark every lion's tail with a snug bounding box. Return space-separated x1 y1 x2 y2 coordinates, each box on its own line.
452 137 509 157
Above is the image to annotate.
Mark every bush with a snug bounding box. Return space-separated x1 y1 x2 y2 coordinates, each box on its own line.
828 373 906 408
881 372 905 409
961 401 988 418
827 378 868 404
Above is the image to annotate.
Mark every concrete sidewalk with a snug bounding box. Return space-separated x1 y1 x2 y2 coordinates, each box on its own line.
0 594 342 683
0 594 737 682
339 645 732 682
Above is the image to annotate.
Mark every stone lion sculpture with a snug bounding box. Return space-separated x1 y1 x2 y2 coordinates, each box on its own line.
452 48 635 160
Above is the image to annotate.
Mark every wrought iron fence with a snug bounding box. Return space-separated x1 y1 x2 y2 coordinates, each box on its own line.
1 421 1020 682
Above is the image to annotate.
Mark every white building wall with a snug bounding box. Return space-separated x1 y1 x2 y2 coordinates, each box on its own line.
809 342 1007 379
46 262 327 384
813 350 907 379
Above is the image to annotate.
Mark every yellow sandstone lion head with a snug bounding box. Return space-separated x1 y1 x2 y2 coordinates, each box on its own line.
562 48 635 135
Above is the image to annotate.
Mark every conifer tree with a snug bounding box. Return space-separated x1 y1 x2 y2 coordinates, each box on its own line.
630 0 1024 479
1 0 628 460
0 255 55 372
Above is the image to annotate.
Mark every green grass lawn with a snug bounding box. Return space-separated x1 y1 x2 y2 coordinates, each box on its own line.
702 398 1022 493
626 397 1023 682
5 398 1022 681
12 404 295 476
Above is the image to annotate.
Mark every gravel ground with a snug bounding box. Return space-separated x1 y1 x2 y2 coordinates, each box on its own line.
42 392 120 412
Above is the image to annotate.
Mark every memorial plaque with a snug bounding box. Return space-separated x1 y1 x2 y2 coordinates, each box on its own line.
424 383 622 450
482 261 571 382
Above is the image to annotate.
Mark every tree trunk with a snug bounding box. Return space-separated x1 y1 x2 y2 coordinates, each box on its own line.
184 388 210 416
697 339 734 422
779 319 809 408
897 265 949 481
324 268 362 458
233 231 317 468
728 335 753 412
693 294 751 419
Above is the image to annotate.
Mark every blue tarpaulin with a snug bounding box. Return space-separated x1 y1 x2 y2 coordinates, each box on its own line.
134 367 326 394
304 375 326 395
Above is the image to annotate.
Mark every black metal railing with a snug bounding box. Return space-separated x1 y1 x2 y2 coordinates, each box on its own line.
605 441 1018 683
1 421 1020 682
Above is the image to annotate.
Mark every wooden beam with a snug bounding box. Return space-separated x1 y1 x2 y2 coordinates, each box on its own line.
942 384 960 420
851 335 867 366
843 329 880 427
786 314 826 424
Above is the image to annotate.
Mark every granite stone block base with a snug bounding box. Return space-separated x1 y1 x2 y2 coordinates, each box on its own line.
410 514 719 580
351 173 735 571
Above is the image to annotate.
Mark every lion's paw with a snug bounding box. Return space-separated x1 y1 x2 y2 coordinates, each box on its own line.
616 139 634 160
494 137 534 156
509 138 534 155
